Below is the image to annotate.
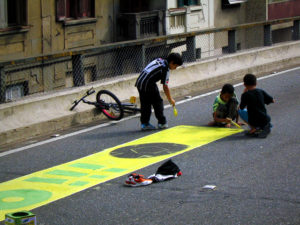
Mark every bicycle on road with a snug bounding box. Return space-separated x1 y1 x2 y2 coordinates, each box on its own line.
70 88 140 121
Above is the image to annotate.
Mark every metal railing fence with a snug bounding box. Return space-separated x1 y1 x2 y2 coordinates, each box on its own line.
0 16 300 103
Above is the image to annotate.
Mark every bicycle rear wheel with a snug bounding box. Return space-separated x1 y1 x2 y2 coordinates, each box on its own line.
96 90 124 120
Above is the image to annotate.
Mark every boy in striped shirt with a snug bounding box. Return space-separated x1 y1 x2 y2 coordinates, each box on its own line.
135 53 183 130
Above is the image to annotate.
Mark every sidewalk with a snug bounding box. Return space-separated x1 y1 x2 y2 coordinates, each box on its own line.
1 41 300 148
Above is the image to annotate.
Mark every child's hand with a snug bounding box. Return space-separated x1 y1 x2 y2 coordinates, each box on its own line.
170 98 175 107
225 123 231 128
225 118 232 123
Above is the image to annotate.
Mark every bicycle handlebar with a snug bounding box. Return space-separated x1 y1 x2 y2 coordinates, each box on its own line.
87 88 95 95
70 88 96 111
70 100 79 111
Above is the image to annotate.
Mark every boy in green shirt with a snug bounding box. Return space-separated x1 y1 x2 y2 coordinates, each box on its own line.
208 84 241 128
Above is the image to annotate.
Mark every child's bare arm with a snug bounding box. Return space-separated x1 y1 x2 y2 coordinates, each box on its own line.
163 85 175 106
235 111 239 123
213 112 231 124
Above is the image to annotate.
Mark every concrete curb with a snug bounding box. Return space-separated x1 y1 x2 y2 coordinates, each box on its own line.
1 41 300 147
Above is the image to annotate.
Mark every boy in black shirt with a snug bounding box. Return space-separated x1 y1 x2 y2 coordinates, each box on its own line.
239 74 274 138
135 53 183 131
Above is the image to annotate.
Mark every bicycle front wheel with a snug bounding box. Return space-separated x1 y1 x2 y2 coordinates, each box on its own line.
96 90 124 120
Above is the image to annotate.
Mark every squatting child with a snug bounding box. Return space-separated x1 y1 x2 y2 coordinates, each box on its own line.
208 83 241 128
239 73 274 138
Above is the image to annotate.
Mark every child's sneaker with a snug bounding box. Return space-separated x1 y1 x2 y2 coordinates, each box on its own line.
258 123 271 138
158 123 168 129
125 173 153 187
141 123 156 131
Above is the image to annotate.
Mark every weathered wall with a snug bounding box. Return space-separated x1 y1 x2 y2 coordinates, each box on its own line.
268 0 300 20
0 0 121 98
214 0 267 52
246 0 267 22
1 41 300 146
0 0 116 60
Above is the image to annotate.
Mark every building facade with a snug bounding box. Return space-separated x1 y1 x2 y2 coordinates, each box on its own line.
0 0 272 60
0 0 299 102
268 0 300 43
0 0 117 61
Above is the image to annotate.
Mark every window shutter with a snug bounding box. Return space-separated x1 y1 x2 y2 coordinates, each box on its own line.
56 0 66 21
178 0 198 7
19 0 27 26
178 0 184 7
79 0 94 18
0 0 8 28
188 0 198 5
85 0 94 17
80 0 88 17
89 0 95 17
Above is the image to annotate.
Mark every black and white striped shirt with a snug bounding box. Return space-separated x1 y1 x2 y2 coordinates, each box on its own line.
135 58 170 92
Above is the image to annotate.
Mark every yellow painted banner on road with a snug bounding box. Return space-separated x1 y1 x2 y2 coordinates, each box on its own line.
0 126 242 220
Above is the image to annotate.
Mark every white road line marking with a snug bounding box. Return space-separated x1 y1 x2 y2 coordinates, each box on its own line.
1 66 299 157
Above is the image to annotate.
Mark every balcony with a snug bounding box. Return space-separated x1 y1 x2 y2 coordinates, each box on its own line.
117 10 164 41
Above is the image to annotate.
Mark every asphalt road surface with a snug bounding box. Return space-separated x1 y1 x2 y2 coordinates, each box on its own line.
0 67 300 225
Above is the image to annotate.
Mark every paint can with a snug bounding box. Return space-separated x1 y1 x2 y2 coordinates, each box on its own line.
130 96 136 104
5 211 36 225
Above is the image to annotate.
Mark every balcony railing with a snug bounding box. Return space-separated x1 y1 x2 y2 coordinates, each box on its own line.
117 10 164 41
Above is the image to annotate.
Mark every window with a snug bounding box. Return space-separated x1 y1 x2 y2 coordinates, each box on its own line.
5 82 28 101
178 0 198 7
170 15 186 28
0 0 27 29
56 0 95 21
226 0 248 3
222 0 248 9
120 0 149 13
269 0 290 3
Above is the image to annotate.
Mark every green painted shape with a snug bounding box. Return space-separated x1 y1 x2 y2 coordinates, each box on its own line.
25 177 67 184
103 168 127 173
46 170 87 177
69 181 89 186
69 163 104 170
0 189 52 210
90 175 108 179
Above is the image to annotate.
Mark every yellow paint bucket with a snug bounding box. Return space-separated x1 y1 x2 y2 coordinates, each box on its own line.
130 96 136 104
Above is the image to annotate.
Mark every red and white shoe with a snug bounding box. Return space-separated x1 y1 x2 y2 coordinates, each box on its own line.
125 173 153 187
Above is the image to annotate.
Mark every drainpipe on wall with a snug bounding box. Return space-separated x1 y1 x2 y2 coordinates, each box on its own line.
0 0 8 29
266 0 268 21
0 66 6 103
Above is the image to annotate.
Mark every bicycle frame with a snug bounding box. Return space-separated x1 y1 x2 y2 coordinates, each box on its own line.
122 103 140 114
69 88 98 111
70 88 140 120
